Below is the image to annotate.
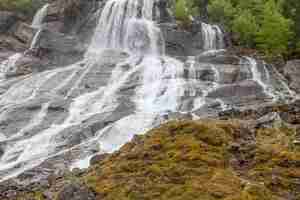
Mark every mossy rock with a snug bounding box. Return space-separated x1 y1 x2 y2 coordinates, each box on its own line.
9 118 300 200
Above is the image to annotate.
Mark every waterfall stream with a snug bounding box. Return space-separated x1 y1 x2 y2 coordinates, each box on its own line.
0 4 49 78
31 4 49 29
201 22 225 50
0 0 295 181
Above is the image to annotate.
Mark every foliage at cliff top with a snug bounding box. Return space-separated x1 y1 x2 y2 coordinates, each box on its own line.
207 0 296 58
81 119 300 200
174 0 300 58
0 0 36 15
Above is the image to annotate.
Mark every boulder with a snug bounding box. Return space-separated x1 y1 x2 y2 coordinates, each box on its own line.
207 80 265 99
0 35 27 52
216 64 251 84
56 183 96 200
283 60 300 94
90 153 109 165
13 22 36 45
160 23 203 56
0 11 18 33
2 53 45 78
196 52 240 65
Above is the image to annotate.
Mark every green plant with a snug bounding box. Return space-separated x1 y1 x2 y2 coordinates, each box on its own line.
173 0 191 24
0 0 35 15
255 0 293 56
232 9 258 47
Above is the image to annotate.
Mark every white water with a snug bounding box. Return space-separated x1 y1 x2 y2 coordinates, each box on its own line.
244 57 276 100
135 56 184 113
201 23 225 50
0 53 23 78
0 4 49 79
87 0 164 55
30 29 43 50
30 4 49 50
31 4 49 29
0 0 295 181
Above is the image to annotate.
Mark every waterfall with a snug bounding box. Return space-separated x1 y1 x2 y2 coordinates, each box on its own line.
31 4 49 29
30 29 43 50
87 0 164 56
0 0 295 181
30 4 49 50
0 4 49 78
201 22 225 50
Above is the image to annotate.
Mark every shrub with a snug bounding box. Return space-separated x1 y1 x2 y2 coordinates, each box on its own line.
255 0 293 56
0 0 35 15
232 9 258 47
207 0 236 28
173 0 191 24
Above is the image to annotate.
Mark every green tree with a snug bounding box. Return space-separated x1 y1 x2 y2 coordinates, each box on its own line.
174 0 191 23
281 0 300 55
207 0 236 28
232 9 258 47
255 0 293 56
0 0 35 15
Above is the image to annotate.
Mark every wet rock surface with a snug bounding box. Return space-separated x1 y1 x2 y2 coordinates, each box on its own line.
160 23 203 56
1 99 300 200
0 11 19 33
0 0 299 199
56 183 96 200
284 60 300 94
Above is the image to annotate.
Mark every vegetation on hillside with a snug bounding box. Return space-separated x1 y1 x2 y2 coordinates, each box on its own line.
173 0 300 58
14 118 300 200
0 0 36 15
82 120 300 200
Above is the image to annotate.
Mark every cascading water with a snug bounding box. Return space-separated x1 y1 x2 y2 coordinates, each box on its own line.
87 0 164 55
201 22 225 50
30 4 49 50
0 4 49 79
0 0 295 181
31 4 49 28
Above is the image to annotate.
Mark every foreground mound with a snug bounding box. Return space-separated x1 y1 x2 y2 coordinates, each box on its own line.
5 112 300 200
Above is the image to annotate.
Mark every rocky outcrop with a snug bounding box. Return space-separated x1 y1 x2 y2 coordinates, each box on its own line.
56 183 95 200
160 23 203 56
4 54 47 78
45 0 100 34
155 0 174 23
0 11 19 33
2 100 300 200
37 29 84 54
283 60 300 94
13 22 36 44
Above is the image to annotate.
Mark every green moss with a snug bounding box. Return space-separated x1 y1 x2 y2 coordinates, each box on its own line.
16 119 300 200
16 191 45 200
240 184 274 200
0 0 36 15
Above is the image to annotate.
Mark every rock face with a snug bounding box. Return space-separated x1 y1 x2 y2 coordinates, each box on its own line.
160 23 203 56
38 29 84 53
2 101 300 200
0 11 18 33
155 0 174 23
0 0 297 197
3 54 46 78
56 183 95 200
283 60 300 94
45 0 100 35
